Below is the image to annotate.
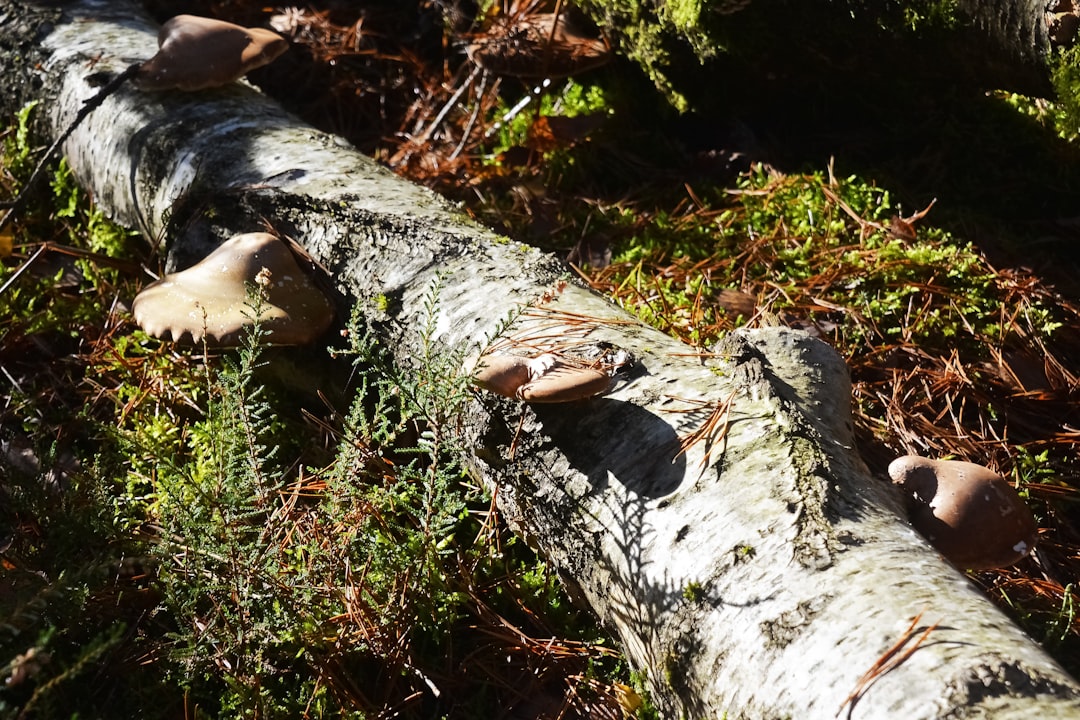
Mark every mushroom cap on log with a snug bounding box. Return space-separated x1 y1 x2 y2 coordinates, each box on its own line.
888 455 1039 570
471 353 534 398
470 352 610 403
135 14 288 92
518 362 610 402
132 232 334 346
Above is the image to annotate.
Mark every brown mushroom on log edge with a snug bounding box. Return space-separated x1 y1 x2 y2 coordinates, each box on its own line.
470 352 611 403
132 232 334 346
888 454 1038 570
135 14 288 92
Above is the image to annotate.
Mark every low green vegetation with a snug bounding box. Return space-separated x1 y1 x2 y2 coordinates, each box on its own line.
595 165 1062 357
4 0 1080 708
1052 44 1080 140
0 108 633 718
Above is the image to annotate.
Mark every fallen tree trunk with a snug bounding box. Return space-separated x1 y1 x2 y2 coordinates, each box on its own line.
2 2 1080 717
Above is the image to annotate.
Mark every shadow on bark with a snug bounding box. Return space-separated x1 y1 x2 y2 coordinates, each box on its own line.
536 397 686 499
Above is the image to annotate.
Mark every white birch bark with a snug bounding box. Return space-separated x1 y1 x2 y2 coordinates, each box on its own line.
2 1 1079 717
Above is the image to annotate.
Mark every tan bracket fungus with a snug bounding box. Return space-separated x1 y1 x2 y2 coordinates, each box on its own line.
889 455 1039 570
470 352 611 403
135 15 289 92
132 232 334 346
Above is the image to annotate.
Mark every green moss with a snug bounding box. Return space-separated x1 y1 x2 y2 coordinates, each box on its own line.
665 0 702 29
597 164 1060 355
659 0 715 60
576 0 692 111
628 669 662 720
682 581 705 602
1052 45 1080 139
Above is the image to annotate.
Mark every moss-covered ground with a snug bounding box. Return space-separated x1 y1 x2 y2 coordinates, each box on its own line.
3 1 1080 717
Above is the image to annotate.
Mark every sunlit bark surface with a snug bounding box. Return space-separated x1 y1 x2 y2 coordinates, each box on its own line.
2 1 1080 717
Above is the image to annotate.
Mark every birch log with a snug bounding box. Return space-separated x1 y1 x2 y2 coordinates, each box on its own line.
2 1 1080 718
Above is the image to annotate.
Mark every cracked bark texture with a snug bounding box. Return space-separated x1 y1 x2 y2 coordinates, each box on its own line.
954 0 1051 67
2 1 1079 718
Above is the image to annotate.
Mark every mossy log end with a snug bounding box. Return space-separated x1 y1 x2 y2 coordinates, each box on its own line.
2 1 1079 718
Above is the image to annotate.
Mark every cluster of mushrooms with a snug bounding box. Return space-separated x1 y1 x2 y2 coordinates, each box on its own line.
131 16 1039 574
465 349 1039 572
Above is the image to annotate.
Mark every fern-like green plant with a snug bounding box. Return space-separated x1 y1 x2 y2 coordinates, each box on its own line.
149 277 491 716
151 288 293 696
325 276 478 634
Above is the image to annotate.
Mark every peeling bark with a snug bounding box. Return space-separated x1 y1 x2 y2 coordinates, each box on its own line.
2 1 1080 718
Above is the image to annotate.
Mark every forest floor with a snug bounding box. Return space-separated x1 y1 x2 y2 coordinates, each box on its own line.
2 1 1080 718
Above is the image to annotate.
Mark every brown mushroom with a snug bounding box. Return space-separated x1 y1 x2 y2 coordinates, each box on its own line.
471 354 534 398
135 15 288 92
471 352 610 403
132 232 334 346
888 455 1038 570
